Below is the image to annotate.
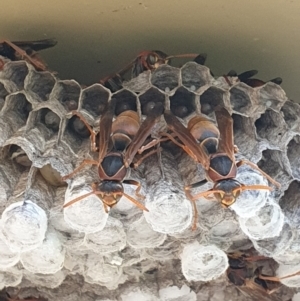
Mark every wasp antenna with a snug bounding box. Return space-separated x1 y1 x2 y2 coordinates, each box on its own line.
234 185 272 194
166 53 199 59
186 188 224 201
123 192 148 211
63 191 96 208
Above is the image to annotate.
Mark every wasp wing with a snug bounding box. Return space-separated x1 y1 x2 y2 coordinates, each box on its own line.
99 98 117 162
164 110 210 170
236 279 282 301
124 103 164 166
12 39 57 52
215 107 235 162
132 56 145 78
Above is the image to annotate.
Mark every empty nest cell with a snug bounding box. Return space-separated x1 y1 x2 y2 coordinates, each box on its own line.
64 115 91 152
113 89 137 115
24 70 56 102
151 64 180 92
0 81 9 110
255 109 287 145
200 86 226 115
181 62 212 91
80 84 110 118
2 93 32 122
50 80 81 111
281 100 300 132
139 87 165 116
229 85 252 114
287 135 300 179
170 87 196 118
279 180 300 229
0 61 29 91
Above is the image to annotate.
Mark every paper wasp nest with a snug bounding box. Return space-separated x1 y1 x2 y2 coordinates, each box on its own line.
0 56 298 301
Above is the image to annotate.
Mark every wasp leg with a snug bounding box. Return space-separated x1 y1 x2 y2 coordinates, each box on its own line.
132 147 162 169
184 188 201 231
237 159 281 188
138 137 169 154
69 111 98 152
1 40 46 71
119 189 148 211
123 179 145 200
185 181 219 230
160 132 199 162
64 182 104 209
62 159 98 181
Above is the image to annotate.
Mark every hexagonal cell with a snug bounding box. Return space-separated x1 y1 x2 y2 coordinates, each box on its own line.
181 62 212 91
0 61 29 91
8 144 32 168
1 93 32 120
80 84 110 118
229 86 253 115
63 115 91 152
281 100 300 132
257 149 290 193
123 70 152 93
112 89 137 115
170 87 196 118
279 181 300 229
139 87 165 116
151 65 180 92
0 81 9 111
200 87 226 115
287 136 300 180
26 108 61 142
258 82 288 112
232 114 257 159
0 155 27 210
0 93 32 145
254 109 287 143
50 80 81 112
24 70 56 103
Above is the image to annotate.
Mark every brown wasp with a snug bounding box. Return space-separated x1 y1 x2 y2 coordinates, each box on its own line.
224 69 282 88
163 107 280 229
100 50 199 91
227 252 297 301
0 39 57 71
62 98 164 212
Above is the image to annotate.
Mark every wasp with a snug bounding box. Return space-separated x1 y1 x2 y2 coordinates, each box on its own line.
62 98 163 212
0 39 57 71
227 252 284 301
224 69 282 87
163 107 280 229
100 50 199 91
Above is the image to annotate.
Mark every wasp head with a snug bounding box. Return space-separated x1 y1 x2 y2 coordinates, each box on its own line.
213 179 242 207
145 51 168 69
98 181 124 208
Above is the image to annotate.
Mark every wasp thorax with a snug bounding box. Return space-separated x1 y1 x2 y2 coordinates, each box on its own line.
187 116 220 153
